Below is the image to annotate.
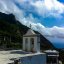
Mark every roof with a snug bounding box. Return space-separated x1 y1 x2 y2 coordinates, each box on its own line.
23 29 40 36
44 50 59 53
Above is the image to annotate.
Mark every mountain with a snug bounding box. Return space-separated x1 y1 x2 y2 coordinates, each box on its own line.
0 12 29 49
0 12 64 63
0 12 55 50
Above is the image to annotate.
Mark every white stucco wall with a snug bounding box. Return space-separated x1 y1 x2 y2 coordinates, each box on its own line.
23 37 25 50
23 36 40 52
23 29 40 52
19 53 46 64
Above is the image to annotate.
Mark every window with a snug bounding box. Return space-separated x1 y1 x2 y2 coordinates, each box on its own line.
25 38 28 51
30 38 34 44
47 57 57 63
30 38 34 51
25 38 28 44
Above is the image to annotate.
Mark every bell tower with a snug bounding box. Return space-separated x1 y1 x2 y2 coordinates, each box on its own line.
23 28 40 52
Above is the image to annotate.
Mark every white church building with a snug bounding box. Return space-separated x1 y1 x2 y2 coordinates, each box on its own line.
23 29 40 52
22 28 59 64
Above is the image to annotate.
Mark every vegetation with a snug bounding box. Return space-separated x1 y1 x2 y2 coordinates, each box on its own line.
0 12 54 50
0 12 28 49
0 12 64 63
58 49 64 64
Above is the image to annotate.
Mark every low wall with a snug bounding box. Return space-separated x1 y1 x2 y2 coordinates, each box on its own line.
18 53 46 64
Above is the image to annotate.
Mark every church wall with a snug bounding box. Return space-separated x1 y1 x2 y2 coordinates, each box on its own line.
23 37 30 51
37 36 40 52
34 36 38 52
23 37 26 50
19 53 46 64
23 36 39 52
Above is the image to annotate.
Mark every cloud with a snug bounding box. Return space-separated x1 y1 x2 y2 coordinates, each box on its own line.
0 0 64 39
14 0 64 18
31 0 64 18
31 24 64 38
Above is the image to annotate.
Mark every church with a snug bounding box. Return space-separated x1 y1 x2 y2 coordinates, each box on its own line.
22 28 59 64
23 29 40 52
23 28 53 52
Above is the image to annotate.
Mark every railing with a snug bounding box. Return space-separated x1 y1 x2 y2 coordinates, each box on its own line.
47 63 57 64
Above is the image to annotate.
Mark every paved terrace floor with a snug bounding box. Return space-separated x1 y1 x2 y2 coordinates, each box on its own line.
0 50 30 64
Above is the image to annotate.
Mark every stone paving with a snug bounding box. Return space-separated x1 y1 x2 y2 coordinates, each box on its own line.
0 50 28 64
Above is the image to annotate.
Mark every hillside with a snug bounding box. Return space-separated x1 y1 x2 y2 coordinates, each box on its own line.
0 12 28 49
0 12 64 63
0 12 55 50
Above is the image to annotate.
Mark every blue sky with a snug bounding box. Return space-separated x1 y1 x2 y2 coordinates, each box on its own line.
58 0 64 3
0 0 64 48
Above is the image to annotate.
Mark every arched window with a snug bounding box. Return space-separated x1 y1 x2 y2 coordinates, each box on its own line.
30 38 34 44
25 38 28 44
30 38 34 52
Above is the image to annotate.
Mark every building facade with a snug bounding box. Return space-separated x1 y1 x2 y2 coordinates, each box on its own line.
44 50 59 64
23 29 40 52
22 29 59 64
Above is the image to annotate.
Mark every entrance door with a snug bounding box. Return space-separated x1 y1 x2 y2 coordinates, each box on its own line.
30 38 34 52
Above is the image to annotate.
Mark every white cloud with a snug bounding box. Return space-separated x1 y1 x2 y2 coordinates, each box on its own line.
31 24 64 38
0 0 64 39
31 0 64 18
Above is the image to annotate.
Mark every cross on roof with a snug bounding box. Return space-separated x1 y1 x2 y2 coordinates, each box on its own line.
30 24 32 29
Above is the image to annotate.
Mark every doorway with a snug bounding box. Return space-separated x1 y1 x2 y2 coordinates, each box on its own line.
30 38 34 52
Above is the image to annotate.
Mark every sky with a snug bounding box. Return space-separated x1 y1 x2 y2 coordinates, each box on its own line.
0 0 64 48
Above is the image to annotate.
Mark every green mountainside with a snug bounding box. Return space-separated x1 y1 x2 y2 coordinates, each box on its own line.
0 12 64 63
0 12 28 49
0 12 54 50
